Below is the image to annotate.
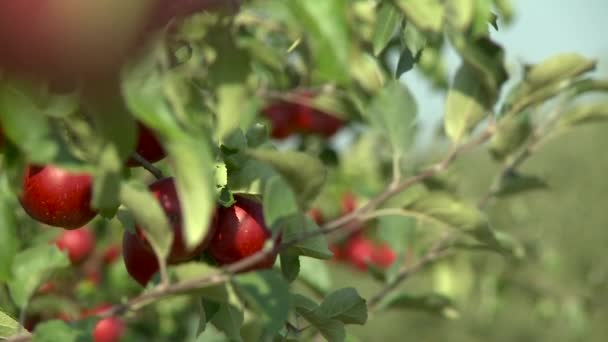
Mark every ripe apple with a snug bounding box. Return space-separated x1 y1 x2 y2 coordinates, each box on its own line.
295 105 345 137
134 177 217 264
261 102 299 139
20 165 97 229
344 235 374 270
372 244 397 268
122 231 159 286
126 123 166 167
93 317 125 342
55 227 95 264
208 195 278 271
103 245 121 265
0 1 156 79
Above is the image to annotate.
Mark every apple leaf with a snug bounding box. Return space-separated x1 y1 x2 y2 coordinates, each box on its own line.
558 102 608 127
280 250 300 283
263 175 299 233
33 320 82 342
169 263 228 302
315 288 368 325
298 258 332 296
8 245 70 308
0 179 19 282
209 303 244 342
293 294 346 342
490 112 532 160
0 311 22 340
393 0 444 34
496 172 549 197
233 270 291 337
525 53 596 91
376 292 459 318
372 2 401 56
282 215 333 260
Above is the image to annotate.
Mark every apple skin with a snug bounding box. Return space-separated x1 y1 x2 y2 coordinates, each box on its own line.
261 102 299 139
135 177 217 264
0 0 156 79
93 317 125 342
55 227 95 264
122 231 159 287
344 235 374 270
20 165 97 229
295 105 345 138
208 195 278 271
126 123 166 167
372 244 397 268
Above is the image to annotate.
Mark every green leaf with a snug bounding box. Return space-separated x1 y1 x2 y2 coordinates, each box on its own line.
372 2 401 56
490 113 532 160
526 53 596 90
170 263 228 302
279 251 300 283
263 176 299 232
299 258 332 296
0 181 19 282
246 149 326 207
210 303 244 342
0 311 22 339
292 294 345 342
121 39 183 139
405 192 488 233
8 245 70 308
445 0 475 32
495 172 549 197
367 81 418 154
216 85 258 142
286 0 351 84
558 102 608 127
119 180 172 264
33 320 82 342
378 215 415 255
315 288 368 325
283 215 333 260
234 270 291 337
206 26 252 86
394 0 444 34
444 63 492 142
377 292 459 318
0 80 58 163
166 135 216 249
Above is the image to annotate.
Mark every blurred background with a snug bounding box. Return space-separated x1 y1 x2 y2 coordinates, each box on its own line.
329 1 608 341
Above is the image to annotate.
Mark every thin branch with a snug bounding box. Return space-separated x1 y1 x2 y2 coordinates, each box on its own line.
131 153 164 180
367 233 454 311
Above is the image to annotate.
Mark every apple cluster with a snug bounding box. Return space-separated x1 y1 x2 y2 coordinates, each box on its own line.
310 193 397 272
262 92 345 139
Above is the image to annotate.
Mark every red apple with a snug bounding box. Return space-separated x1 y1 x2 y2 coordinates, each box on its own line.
122 231 159 286
0 1 156 79
55 227 95 264
261 102 299 139
126 123 166 167
344 235 374 271
372 244 397 268
20 165 97 229
307 208 324 225
134 177 216 264
93 317 125 342
295 106 345 137
103 245 121 265
208 195 278 271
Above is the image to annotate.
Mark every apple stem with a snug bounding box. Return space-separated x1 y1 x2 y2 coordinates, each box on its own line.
131 153 164 180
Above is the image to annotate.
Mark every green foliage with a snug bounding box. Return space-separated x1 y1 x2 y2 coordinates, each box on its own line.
0 0 606 341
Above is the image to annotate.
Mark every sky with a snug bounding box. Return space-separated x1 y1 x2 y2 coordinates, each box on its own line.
406 0 608 147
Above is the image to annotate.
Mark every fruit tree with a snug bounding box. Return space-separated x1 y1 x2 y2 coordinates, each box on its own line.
0 0 607 341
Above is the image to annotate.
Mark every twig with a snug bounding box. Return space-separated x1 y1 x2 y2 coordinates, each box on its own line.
131 153 164 180
367 233 454 311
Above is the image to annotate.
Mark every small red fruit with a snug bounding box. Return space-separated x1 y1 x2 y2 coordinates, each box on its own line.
103 245 121 265
307 208 324 225
295 105 344 137
261 102 298 139
93 317 125 342
126 123 166 167
122 231 159 286
20 165 97 229
55 227 95 264
341 192 357 214
329 244 345 261
38 281 56 294
208 195 278 271
372 244 397 268
344 236 374 270
135 177 216 264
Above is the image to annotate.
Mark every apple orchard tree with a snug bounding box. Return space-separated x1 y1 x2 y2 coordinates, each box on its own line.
0 1 607 341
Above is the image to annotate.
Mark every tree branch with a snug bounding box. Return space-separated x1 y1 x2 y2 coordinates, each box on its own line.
131 153 164 180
